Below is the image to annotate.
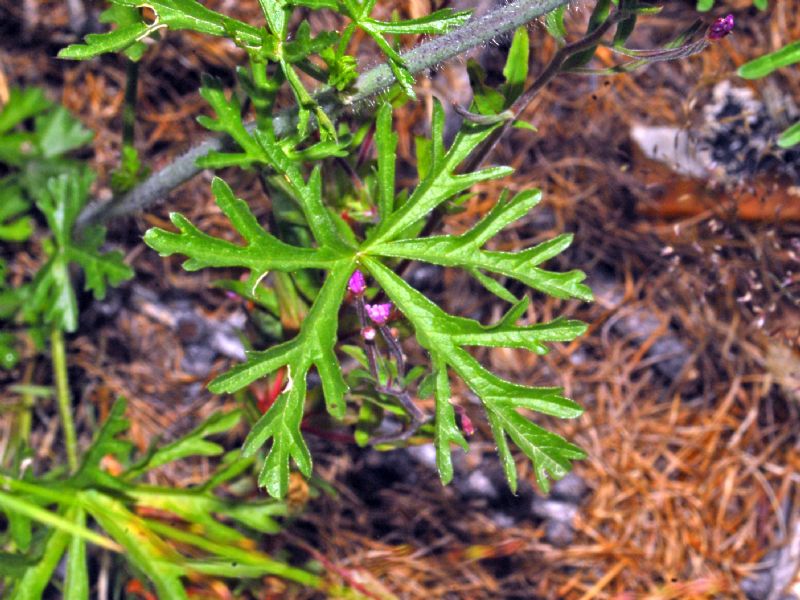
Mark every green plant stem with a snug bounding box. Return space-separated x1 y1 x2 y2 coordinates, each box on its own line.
75 0 571 231
122 59 139 148
461 9 624 173
0 489 121 551
51 328 78 473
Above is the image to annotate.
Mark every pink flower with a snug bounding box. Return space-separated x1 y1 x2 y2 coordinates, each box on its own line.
707 14 734 40
348 270 367 295
365 302 392 325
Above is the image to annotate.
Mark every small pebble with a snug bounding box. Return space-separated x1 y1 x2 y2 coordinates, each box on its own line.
545 519 575 548
551 473 588 502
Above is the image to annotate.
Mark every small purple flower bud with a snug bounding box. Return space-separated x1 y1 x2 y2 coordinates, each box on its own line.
348 270 367 295
707 14 734 40
361 326 376 341
454 405 475 436
365 302 392 325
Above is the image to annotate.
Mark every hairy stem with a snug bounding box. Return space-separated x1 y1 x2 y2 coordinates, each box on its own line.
75 0 571 231
51 329 78 473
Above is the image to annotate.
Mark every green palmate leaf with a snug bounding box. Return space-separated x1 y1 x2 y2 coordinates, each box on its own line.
145 100 589 497
363 257 586 492
27 170 134 332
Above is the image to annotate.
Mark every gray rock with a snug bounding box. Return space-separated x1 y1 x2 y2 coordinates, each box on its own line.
531 498 578 523
551 473 588 502
545 519 575 548
740 570 772 600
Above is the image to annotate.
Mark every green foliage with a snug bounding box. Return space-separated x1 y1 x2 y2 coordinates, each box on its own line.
145 97 590 497
26 170 134 333
0 87 93 240
60 0 471 134
0 87 118 367
2 0 739 596
562 0 612 70
738 40 800 147
696 0 767 11
110 145 150 193
0 399 320 598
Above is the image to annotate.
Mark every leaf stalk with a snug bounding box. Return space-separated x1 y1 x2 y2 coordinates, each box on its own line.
51 328 79 473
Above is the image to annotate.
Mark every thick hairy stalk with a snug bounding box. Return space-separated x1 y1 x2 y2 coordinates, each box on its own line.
75 0 570 230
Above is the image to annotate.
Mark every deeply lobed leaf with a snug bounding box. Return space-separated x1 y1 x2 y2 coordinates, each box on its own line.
145 100 590 498
28 170 133 332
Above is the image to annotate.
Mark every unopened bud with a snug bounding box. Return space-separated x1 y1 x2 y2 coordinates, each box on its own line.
707 14 734 40
455 404 475 436
348 270 367 295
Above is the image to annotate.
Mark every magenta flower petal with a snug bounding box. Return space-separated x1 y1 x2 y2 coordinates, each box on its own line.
708 14 734 40
348 269 367 295
365 302 392 325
